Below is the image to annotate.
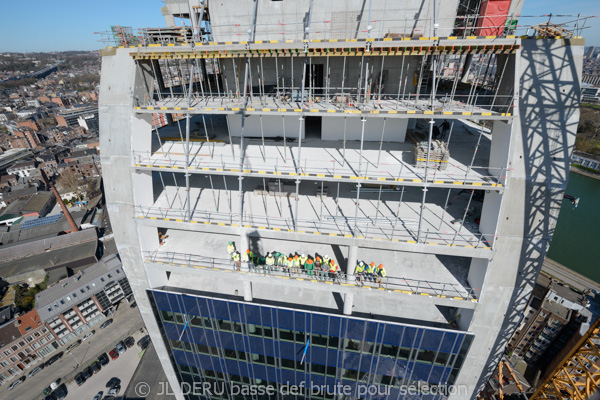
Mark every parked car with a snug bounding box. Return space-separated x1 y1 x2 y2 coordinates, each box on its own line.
115 341 126 354
129 301 137 308
106 377 121 388
28 366 43 378
137 335 150 347
93 391 103 400
82 330 95 341
74 372 86 386
82 367 92 380
44 352 64 367
109 349 119 360
90 361 101 374
108 385 121 396
99 319 113 329
124 336 135 348
97 352 109 366
66 339 82 352
53 383 68 400
7 376 25 390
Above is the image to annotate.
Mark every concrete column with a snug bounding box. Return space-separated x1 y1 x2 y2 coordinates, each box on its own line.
346 245 358 280
243 281 253 302
240 229 250 271
343 293 354 316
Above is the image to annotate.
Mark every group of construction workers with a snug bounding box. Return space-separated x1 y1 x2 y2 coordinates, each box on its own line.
227 242 340 280
228 242 387 287
354 260 387 287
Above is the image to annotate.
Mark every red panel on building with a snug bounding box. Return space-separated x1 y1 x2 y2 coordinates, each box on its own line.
476 0 512 36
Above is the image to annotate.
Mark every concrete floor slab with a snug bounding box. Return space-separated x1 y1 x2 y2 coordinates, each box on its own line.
142 173 486 247
136 116 499 186
154 229 473 297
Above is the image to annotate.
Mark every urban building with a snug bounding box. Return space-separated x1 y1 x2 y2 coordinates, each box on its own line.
100 1 584 398
35 254 132 343
572 150 600 171
56 105 99 135
6 160 36 178
0 309 60 386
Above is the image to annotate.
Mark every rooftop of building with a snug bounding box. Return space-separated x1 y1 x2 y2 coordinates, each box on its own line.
0 319 22 348
540 298 572 321
547 280 586 306
16 309 43 335
21 192 55 214
35 254 123 321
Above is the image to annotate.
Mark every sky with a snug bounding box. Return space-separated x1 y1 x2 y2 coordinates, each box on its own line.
0 0 598 52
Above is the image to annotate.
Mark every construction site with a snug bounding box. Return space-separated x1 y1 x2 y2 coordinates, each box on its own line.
99 1 588 399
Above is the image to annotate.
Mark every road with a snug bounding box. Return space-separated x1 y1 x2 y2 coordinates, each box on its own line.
541 258 600 293
64 331 145 400
0 302 143 400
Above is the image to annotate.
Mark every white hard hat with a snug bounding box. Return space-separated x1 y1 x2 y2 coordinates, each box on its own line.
325 255 329 259
267 253 271 257
359 261 364 265
302 254 305 258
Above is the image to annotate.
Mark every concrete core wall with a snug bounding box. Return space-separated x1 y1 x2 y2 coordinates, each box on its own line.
209 0 460 42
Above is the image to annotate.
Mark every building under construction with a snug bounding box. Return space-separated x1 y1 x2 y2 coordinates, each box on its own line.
99 1 585 399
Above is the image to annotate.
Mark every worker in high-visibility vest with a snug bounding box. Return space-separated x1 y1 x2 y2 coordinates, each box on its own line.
265 253 275 273
232 251 241 271
323 255 331 267
300 254 308 271
227 241 235 255
293 255 300 274
241 250 249 270
328 259 339 281
286 257 294 275
276 252 286 271
375 264 387 287
355 261 365 286
366 262 376 282
246 249 255 271
305 258 314 276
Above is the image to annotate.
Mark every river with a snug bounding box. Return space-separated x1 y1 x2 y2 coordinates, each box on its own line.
546 171 600 283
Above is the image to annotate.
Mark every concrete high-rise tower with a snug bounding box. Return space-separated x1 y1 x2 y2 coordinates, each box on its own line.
99 1 584 398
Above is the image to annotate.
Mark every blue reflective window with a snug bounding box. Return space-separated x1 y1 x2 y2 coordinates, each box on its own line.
421 330 443 351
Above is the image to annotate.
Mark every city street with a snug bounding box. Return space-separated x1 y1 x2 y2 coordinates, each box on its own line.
0 301 143 400
64 330 145 400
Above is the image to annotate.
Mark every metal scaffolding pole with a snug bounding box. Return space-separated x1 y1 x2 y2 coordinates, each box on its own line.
259 114 266 161
237 0 260 234
377 117 386 167
439 188 452 230
391 186 405 239
416 47 438 243
292 0 313 232
184 62 195 221
353 117 366 236
459 189 475 233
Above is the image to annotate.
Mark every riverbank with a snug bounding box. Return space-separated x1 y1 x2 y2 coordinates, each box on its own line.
542 258 600 293
570 165 600 180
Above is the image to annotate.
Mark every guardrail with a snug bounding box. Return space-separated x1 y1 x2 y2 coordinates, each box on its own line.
134 205 491 249
144 250 478 301
132 150 506 187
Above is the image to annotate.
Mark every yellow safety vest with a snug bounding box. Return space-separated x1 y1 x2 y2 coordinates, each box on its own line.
300 256 308 265
366 265 376 274
232 253 240 261
266 256 275 266
377 268 387 277
355 264 365 273
241 253 249 262
227 244 235 253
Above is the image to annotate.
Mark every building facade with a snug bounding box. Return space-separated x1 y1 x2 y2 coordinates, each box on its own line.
100 1 584 399
35 254 132 343
0 309 59 386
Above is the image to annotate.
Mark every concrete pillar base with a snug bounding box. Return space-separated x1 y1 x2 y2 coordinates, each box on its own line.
243 281 253 302
343 293 353 315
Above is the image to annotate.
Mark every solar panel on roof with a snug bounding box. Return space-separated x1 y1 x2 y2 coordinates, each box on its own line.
21 214 62 230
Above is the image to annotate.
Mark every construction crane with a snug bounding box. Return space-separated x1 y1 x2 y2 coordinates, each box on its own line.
529 319 600 400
